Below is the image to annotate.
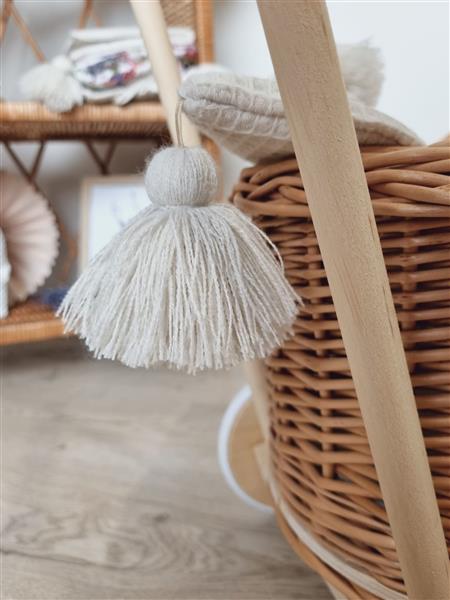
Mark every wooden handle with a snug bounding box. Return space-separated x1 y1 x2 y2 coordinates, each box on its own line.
129 3 268 451
243 360 270 441
257 2 449 598
130 0 200 147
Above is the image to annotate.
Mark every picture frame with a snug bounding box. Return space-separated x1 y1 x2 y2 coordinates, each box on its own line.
79 175 148 273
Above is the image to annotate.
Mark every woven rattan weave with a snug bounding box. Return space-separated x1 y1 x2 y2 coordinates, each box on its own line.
233 144 450 597
0 301 68 345
0 102 168 142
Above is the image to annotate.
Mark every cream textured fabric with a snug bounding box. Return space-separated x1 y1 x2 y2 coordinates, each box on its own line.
180 44 422 162
59 146 298 374
180 75 421 162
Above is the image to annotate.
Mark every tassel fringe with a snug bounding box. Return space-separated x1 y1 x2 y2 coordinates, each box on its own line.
58 203 298 374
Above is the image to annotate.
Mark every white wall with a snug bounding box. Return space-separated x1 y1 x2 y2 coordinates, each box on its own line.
214 0 449 194
2 1 449 281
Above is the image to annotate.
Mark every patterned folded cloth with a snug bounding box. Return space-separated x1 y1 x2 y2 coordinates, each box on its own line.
20 26 201 112
69 26 197 105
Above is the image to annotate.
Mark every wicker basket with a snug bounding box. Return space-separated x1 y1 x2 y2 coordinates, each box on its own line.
233 144 450 599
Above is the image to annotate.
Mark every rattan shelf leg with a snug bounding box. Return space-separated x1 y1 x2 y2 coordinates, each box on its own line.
0 0 12 43
8 0 44 61
257 2 449 599
3 141 46 191
84 140 117 175
29 141 45 181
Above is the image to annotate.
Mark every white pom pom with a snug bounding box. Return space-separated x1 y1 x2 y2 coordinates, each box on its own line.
145 146 218 207
338 41 384 107
59 145 298 374
20 55 83 113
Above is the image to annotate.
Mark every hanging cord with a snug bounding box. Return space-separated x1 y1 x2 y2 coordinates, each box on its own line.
175 98 185 148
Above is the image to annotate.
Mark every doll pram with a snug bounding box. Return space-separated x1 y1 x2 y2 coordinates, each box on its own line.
133 2 450 598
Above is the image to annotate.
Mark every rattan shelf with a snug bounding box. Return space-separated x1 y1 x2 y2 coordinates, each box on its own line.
0 101 169 141
0 0 214 346
0 300 70 346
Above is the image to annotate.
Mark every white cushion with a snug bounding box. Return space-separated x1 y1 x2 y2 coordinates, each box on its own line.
180 67 421 163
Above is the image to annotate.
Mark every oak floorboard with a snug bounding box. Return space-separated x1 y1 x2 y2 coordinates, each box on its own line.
2 340 331 600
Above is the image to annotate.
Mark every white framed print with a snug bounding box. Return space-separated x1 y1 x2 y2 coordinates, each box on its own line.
79 175 149 273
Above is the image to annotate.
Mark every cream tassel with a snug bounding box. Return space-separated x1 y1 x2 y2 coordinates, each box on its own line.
20 55 83 113
58 146 298 373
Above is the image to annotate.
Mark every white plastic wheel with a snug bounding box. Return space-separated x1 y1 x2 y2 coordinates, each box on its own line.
218 385 274 513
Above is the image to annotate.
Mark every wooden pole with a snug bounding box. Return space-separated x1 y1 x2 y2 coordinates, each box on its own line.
130 0 272 496
130 0 200 147
257 2 449 598
243 360 270 441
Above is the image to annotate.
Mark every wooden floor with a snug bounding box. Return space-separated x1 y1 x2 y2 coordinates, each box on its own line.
2 339 331 600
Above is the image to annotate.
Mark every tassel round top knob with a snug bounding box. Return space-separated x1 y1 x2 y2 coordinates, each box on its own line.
145 146 218 207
